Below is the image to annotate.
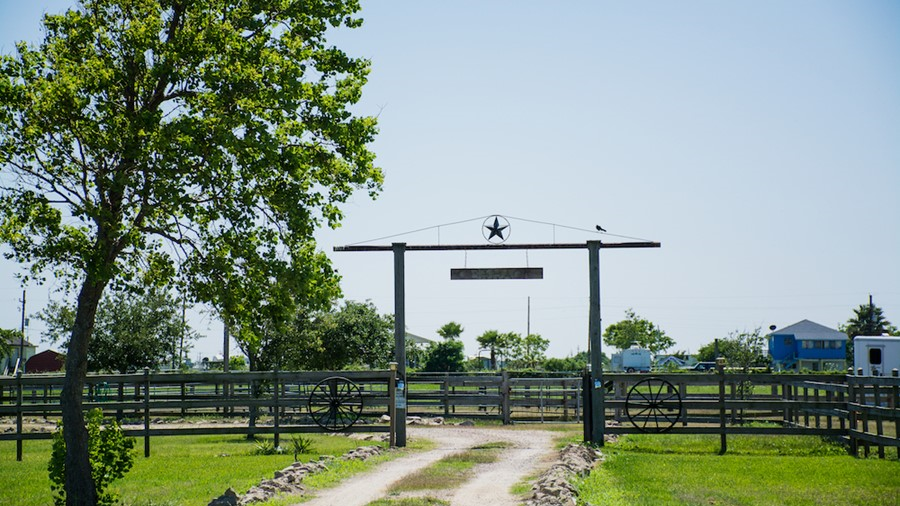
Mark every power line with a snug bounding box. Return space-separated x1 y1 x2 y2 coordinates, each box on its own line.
346 214 655 245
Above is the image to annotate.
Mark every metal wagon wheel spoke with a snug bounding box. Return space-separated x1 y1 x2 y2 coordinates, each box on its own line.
308 376 364 431
625 378 682 433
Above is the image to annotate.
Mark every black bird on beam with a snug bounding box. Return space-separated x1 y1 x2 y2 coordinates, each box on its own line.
595 225 606 233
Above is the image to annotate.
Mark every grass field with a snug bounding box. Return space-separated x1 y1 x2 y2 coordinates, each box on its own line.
0 434 390 506
576 433 900 506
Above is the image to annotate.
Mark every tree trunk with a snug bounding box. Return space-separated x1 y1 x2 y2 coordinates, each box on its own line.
60 277 107 506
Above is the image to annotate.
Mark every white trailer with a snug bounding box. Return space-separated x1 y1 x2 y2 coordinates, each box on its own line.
610 346 652 373
854 336 900 376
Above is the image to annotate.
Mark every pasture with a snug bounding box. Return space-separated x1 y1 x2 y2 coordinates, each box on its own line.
576 432 899 506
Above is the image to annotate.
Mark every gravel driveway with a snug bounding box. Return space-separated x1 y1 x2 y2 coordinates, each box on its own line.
296 425 560 506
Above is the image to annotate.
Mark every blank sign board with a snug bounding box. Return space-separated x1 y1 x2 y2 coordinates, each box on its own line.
450 267 543 280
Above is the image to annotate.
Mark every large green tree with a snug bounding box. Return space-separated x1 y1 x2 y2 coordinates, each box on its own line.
0 2 380 504
602 308 675 354
267 300 393 371
38 290 195 373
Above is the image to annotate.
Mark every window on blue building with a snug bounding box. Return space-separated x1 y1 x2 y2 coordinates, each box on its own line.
869 348 882 366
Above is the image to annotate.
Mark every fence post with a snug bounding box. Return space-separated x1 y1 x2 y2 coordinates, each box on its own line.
16 371 23 462
893 369 899 460
389 363 397 448
848 370 857 457
872 382 884 459
143 368 151 458
273 369 280 449
803 386 810 427
582 372 592 442
501 371 511 425
443 372 450 418
181 382 186 418
717 358 727 455
729 381 736 424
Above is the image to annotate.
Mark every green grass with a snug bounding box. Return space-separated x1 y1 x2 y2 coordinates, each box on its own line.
577 433 900 506
0 434 388 506
387 442 507 492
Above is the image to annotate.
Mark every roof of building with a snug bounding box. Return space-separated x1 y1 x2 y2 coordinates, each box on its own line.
406 332 435 345
3 335 36 347
769 319 847 341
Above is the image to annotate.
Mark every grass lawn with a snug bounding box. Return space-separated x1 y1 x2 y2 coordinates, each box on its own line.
577 433 900 506
0 434 389 506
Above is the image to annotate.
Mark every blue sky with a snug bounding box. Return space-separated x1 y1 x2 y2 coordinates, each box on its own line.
1 1 898 362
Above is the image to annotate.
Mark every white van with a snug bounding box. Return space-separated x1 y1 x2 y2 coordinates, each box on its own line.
853 336 900 376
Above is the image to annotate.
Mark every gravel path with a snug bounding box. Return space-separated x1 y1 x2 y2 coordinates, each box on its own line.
296 426 558 506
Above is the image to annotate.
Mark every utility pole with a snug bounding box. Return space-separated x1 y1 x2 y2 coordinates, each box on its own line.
223 325 230 373
18 290 26 373
527 296 531 336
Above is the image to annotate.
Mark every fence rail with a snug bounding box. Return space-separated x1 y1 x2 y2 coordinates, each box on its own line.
1 369 897 460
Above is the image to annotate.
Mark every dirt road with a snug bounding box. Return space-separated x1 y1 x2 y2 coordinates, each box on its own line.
296 425 559 506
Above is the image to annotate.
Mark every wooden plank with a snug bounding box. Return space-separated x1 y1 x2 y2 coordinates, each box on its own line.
604 426 846 436
451 267 543 280
849 430 900 448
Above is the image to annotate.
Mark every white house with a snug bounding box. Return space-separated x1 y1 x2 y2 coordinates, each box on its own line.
1 335 37 375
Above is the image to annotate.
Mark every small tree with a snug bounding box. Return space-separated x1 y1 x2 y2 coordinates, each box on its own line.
840 298 898 365
423 339 466 372
422 322 466 372
603 309 674 354
437 321 464 340
516 334 550 369
476 330 521 370
696 330 768 369
0 328 20 363
48 409 135 506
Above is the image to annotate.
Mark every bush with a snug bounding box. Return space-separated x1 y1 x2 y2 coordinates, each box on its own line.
48 409 136 506
252 438 285 455
290 435 313 461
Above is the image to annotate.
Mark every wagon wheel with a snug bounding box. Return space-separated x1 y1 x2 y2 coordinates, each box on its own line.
625 377 682 433
308 376 363 431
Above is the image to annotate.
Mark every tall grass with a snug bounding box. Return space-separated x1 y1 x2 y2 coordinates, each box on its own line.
577 433 900 506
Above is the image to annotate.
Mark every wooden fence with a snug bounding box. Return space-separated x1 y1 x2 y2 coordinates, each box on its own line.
1 370 897 459
0 370 396 460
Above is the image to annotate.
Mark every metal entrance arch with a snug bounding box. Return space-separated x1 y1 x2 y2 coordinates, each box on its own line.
334 240 660 446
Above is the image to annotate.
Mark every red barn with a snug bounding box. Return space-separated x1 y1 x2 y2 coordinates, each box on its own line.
25 350 66 374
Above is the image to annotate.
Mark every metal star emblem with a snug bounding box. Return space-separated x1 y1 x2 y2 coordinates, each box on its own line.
483 215 510 244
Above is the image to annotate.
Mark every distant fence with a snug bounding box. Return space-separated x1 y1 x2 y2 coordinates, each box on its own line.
1 369 897 460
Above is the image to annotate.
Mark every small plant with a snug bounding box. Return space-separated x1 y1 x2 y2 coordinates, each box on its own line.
253 438 285 455
48 409 136 506
290 435 314 461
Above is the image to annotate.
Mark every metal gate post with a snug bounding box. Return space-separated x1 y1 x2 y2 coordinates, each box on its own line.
588 240 604 444
393 243 407 447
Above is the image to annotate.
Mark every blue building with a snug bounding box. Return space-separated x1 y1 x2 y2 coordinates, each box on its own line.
768 320 847 372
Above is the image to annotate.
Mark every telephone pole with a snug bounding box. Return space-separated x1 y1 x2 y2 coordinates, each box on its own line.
18 290 26 373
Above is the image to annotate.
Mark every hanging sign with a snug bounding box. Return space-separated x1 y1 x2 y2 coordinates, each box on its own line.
451 267 543 280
